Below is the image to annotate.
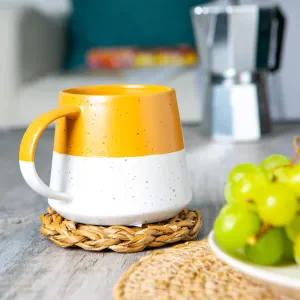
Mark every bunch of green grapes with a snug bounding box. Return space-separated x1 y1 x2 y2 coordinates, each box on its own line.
214 154 300 266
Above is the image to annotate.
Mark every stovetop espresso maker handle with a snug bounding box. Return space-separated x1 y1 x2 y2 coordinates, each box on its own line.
269 7 286 72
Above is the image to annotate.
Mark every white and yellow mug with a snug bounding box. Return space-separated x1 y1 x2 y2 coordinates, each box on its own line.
19 85 192 225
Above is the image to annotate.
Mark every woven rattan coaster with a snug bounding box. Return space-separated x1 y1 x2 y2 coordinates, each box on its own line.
40 207 202 252
114 239 283 300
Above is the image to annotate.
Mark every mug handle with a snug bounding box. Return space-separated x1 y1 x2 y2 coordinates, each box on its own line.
269 7 286 72
19 104 81 201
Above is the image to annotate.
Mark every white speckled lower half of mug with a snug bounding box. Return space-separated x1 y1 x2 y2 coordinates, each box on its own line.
48 150 192 225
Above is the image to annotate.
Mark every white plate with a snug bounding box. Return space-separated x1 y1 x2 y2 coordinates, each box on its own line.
208 231 300 290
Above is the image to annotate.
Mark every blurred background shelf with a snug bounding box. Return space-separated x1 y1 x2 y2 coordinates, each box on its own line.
0 3 202 129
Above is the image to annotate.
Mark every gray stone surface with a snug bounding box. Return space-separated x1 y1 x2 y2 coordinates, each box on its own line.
1 124 299 299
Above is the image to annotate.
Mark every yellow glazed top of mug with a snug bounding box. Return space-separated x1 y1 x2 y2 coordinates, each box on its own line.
54 84 184 158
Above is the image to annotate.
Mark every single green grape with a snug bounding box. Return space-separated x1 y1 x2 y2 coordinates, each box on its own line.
294 235 300 265
256 183 298 226
225 167 267 211
224 181 258 211
244 228 284 265
228 163 263 183
260 154 291 180
214 204 261 251
285 214 300 242
274 163 300 200
281 230 295 263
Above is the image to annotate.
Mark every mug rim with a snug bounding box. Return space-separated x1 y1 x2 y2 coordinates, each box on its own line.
61 84 174 98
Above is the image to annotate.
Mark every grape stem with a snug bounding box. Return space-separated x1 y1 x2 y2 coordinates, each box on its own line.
270 136 300 182
244 198 254 204
246 223 272 246
290 136 300 166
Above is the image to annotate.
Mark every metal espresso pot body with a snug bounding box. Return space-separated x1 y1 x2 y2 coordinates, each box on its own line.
191 0 285 142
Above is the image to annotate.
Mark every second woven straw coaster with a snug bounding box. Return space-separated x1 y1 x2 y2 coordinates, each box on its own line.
40 207 202 252
114 239 285 300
